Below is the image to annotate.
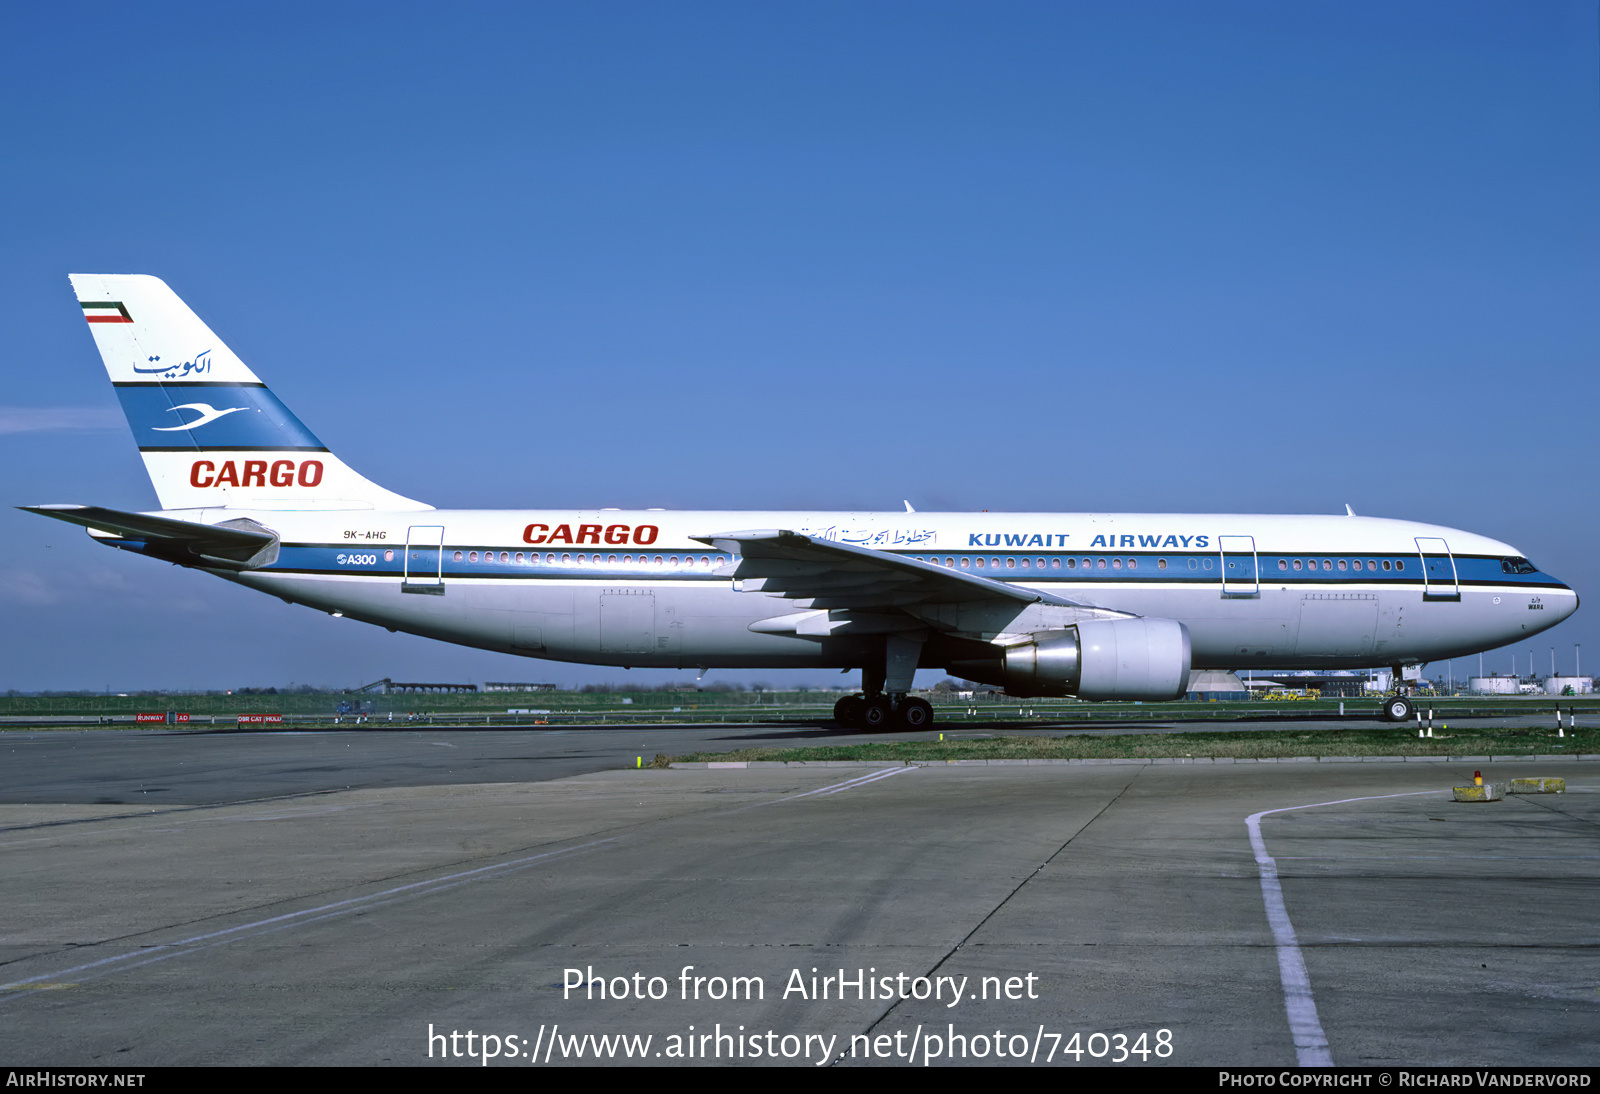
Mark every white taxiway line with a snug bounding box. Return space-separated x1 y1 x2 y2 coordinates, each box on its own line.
762 766 917 805
1246 791 1439 1067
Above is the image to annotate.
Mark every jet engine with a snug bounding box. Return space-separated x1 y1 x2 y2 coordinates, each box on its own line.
951 617 1191 700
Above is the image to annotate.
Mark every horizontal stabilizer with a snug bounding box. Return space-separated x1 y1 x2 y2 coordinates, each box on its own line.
22 504 280 571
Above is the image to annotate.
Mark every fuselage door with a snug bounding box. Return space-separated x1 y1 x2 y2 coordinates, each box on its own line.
403 525 445 595
1415 537 1460 601
1219 535 1259 598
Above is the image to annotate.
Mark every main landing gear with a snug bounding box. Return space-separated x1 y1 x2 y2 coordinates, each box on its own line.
832 632 936 731
833 693 935 731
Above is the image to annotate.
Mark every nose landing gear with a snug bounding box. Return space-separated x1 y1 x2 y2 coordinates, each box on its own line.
1382 694 1414 723
1381 665 1419 722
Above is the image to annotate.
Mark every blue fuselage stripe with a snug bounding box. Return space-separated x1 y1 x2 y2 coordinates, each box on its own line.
102 543 1566 590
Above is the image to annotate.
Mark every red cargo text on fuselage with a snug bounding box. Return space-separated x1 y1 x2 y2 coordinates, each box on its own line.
523 523 659 546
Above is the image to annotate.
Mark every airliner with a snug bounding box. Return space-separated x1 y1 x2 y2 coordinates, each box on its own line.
27 275 1578 728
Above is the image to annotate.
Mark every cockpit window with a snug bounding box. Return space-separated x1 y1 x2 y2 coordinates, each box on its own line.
1501 556 1537 575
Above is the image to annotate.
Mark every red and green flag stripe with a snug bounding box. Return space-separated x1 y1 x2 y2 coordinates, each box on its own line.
81 301 133 324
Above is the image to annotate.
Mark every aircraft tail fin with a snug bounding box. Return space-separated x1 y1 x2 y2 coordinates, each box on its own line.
69 274 430 512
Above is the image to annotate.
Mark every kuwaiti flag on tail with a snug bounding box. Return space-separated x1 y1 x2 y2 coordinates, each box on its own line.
81 300 133 323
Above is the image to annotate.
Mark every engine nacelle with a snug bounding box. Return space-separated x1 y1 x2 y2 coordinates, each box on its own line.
956 618 1192 700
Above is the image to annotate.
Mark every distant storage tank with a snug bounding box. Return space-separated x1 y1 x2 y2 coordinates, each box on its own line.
1469 676 1521 695
1544 676 1594 695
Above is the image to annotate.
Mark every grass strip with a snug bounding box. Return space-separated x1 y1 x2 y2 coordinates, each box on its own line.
669 726 1598 764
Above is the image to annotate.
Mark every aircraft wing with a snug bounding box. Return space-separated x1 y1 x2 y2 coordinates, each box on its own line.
22 504 280 570
692 528 1095 611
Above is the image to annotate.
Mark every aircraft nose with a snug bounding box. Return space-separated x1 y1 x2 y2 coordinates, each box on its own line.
1542 573 1580 624
1557 584 1579 621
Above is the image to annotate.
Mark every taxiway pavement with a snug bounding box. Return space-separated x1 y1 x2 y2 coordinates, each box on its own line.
0 728 1592 1067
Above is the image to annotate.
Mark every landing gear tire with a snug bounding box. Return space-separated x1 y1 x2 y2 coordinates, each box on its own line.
862 697 894 730
1382 695 1414 723
833 695 866 730
898 697 935 730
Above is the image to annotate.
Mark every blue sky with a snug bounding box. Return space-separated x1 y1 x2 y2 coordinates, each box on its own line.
3 2 1596 691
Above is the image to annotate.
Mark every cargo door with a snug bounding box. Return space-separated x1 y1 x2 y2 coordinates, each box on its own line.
1294 593 1379 658
600 590 655 654
402 525 445 595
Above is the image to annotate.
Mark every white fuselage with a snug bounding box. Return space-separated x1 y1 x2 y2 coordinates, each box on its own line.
168 507 1576 675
